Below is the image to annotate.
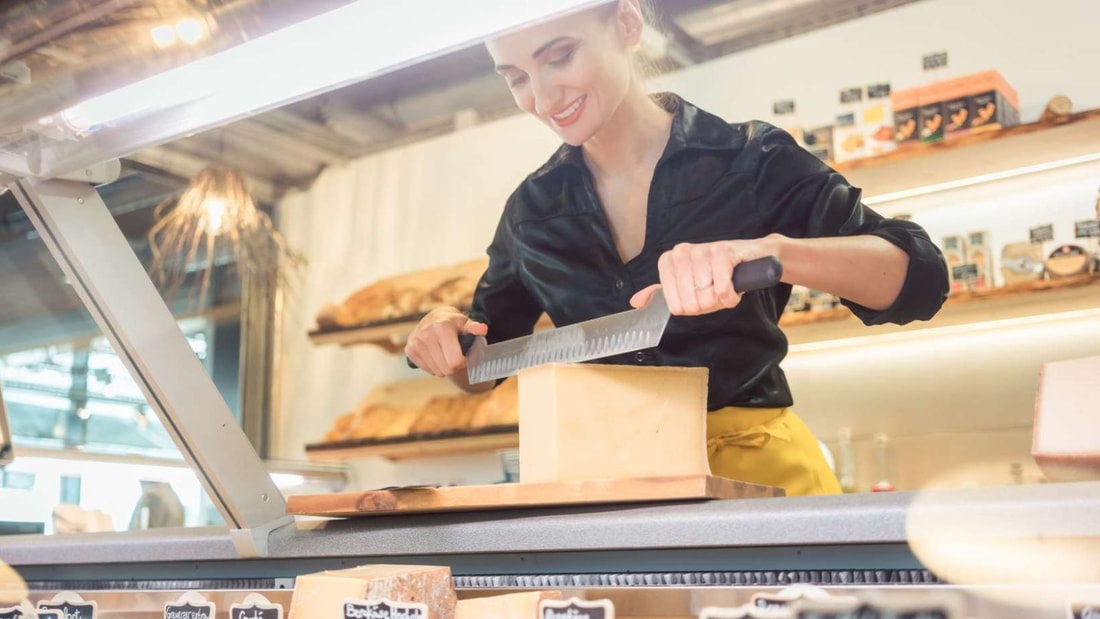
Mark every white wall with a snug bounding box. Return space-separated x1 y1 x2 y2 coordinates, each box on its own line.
275 0 1100 489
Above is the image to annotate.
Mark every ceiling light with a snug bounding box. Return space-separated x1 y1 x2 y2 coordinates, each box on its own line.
150 25 177 48
175 18 206 45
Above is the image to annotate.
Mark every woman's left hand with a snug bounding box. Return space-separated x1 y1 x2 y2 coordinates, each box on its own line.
630 236 782 315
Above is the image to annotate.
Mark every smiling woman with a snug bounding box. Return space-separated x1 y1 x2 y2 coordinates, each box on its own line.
403 0 950 497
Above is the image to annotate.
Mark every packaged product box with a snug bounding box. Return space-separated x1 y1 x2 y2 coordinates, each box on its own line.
965 230 993 290
968 70 1020 132
890 88 920 145
833 86 867 163
918 82 947 143
942 234 966 294
803 125 834 163
942 75 974 138
863 82 896 157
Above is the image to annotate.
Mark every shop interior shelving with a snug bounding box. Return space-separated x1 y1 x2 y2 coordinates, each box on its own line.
304 109 1100 462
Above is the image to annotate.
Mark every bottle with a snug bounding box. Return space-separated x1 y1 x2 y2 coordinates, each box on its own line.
871 433 896 492
837 428 858 493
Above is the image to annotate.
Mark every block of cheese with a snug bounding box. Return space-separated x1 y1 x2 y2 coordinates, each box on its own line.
1032 355 1100 482
288 564 456 619
518 363 711 483
455 591 562 619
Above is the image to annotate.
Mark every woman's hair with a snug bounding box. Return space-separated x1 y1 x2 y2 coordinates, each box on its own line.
596 0 664 83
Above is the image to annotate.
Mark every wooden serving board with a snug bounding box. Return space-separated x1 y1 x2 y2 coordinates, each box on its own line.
287 475 783 517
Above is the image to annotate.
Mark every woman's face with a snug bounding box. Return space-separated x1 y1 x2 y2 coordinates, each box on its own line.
486 4 641 146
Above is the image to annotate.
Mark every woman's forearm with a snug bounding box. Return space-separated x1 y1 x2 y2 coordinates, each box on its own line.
770 233 909 311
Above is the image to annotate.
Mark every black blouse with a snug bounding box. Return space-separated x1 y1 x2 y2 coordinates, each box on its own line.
469 95 949 410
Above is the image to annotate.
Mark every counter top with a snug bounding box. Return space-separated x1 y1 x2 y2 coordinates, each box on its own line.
2 481 1098 571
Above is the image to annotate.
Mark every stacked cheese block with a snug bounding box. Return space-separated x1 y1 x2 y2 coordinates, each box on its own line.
288 564 563 619
315 259 489 330
322 377 518 444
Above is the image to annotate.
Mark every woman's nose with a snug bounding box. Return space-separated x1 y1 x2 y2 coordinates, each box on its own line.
530 77 560 117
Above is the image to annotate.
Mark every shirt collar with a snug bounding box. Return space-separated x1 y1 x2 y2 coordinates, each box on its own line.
536 93 744 178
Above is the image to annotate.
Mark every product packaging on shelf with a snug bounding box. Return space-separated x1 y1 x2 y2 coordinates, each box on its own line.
918 82 947 143
965 230 993 290
967 69 1020 132
863 82 896 157
942 76 974 138
833 86 867 163
890 88 920 145
942 234 966 294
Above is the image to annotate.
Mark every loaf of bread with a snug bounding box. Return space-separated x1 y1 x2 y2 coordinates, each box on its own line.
320 376 520 445
316 259 488 329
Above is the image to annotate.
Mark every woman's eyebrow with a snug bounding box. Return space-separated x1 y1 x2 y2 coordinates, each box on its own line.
494 36 575 72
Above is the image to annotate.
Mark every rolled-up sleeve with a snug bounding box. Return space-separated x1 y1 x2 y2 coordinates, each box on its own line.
469 199 544 343
752 123 949 325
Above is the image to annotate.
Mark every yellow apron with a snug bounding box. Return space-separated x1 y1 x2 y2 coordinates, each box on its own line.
707 406 841 497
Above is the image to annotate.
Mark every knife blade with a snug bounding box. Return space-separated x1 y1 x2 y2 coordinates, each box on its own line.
464 255 783 384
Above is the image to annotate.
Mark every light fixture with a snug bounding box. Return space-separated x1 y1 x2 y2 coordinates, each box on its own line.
150 25 177 48
175 18 206 45
51 0 606 135
147 165 305 302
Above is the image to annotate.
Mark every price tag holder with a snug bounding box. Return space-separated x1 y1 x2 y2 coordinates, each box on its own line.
1030 223 1055 243
230 595 282 619
772 100 796 115
1074 219 1100 238
343 599 427 619
37 593 96 619
951 263 980 282
539 597 615 619
922 50 948 71
0 603 32 619
164 593 215 619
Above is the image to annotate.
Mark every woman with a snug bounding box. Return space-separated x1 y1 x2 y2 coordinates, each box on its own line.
405 0 948 496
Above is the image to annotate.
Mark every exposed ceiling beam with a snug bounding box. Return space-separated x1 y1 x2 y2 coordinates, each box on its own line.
126 145 280 204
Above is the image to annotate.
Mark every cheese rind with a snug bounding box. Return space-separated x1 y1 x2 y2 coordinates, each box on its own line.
288 565 456 619
518 363 711 483
455 591 562 619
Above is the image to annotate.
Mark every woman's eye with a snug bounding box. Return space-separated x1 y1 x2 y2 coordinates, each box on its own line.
507 74 528 88
548 49 575 67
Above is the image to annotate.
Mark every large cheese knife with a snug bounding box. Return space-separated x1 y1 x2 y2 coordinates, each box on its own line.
459 256 783 384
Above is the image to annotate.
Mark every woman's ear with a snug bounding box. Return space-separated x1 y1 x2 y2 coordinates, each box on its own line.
615 0 645 48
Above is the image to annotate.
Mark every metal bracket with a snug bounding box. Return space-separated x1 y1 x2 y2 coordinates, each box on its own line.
9 174 291 557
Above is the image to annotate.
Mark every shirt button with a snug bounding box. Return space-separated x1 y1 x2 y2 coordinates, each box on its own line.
635 351 646 363
615 280 624 290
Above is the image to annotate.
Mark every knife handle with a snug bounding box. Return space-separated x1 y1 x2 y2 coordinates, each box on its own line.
733 256 783 292
406 333 477 370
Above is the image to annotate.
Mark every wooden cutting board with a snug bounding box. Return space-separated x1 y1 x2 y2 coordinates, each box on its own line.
286 475 783 517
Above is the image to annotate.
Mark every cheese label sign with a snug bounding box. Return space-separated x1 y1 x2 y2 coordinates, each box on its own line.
229 596 282 619
37 612 63 619
37 595 96 619
164 603 214 619
0 607 24 619
343 599 427 619
951 263 979 281
539 598 615 619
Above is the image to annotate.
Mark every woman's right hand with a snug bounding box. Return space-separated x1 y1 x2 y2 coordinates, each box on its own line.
405 306 489 378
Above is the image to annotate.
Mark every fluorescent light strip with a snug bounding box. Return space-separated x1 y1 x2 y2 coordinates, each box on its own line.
55 0 604 132
788 307 1100 354
862 153 1100 206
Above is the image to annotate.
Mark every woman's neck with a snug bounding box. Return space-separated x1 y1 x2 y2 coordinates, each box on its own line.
581 84 673 180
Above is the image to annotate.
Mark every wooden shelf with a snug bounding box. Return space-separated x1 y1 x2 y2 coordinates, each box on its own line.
305 426 518 462
783 274 1100 347
838 109 1100 200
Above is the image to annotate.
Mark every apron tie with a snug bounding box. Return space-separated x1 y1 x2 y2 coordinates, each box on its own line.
706 420 791 457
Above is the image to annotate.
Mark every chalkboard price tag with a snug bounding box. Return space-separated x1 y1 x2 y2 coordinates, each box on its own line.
1074 219 1100 238
0 606 25 619
343 599 427 619
230 595 282 619
772 100 796 115
164 594 215 619
1030 223 1055 243
839 87 863 104
36 612 63 619
540 598 615 619
38 594 97 619
922 50 948 71
951 263 980 281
